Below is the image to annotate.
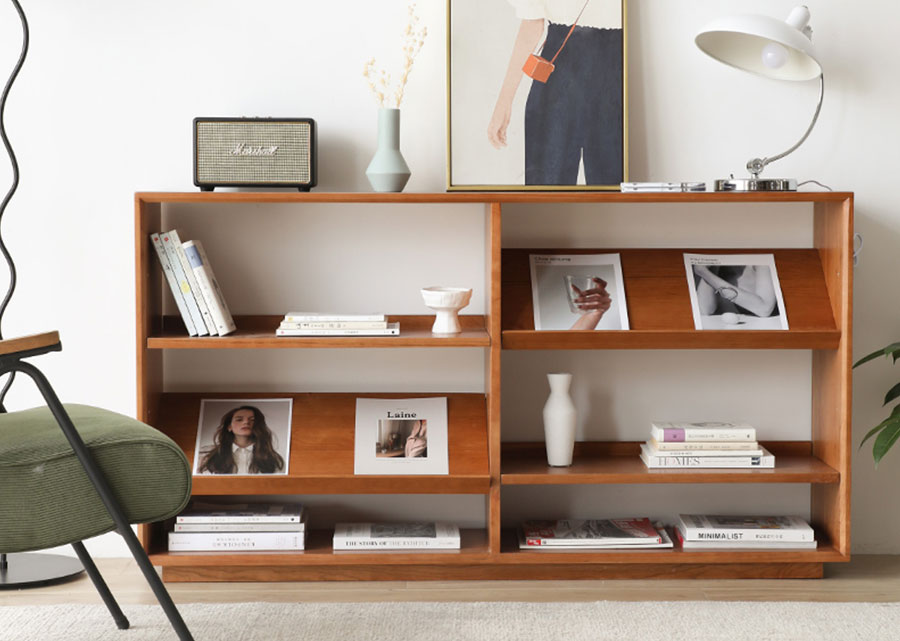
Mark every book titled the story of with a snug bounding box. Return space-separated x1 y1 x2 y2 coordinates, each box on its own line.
333 522 460 550
677 514 815 542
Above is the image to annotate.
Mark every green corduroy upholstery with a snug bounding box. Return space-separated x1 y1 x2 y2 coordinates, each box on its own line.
0 403 191 553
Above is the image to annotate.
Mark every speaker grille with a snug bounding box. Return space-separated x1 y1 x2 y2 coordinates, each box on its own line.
196 121 311 184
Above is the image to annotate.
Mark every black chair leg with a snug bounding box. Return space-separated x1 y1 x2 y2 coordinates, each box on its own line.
115 522 194 641
71 542 129 630
14 361 194 641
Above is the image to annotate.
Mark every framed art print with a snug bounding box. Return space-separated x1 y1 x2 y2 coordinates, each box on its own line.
448 0 628 190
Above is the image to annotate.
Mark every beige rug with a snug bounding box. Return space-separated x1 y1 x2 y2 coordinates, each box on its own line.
1 601 898 640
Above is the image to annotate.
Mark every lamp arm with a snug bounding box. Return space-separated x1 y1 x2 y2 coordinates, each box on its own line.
747 73 824 178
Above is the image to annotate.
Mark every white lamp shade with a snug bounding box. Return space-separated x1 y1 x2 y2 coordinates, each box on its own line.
696 13 822 81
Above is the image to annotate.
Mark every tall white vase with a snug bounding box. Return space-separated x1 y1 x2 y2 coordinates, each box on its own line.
542 373 576 467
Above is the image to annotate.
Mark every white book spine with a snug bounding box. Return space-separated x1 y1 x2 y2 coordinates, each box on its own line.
150 233 198 336
640 445 774 468
182 239 236 336
166 229 217 335
276 323 399 337
173 522 305 533
333 538 460 550
649 424 756 442
283 313 385 322
176 514 303 524
279 321 388 330
650 439 760 451
643 443 764 457
168 531 305 551
678 515 814 542
160 232 209 336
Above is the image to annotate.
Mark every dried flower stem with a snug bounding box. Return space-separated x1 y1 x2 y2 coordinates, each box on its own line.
362 3 427 108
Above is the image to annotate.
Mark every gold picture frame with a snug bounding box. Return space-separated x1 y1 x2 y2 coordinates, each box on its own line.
446 0 628 191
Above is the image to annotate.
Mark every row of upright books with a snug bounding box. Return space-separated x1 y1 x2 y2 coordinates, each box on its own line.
276 311 399 337
151 230 236 337
519 514 816 550
167 503 459 551
640 421 774 468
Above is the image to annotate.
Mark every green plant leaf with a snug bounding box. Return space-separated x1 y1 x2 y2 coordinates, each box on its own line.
885 383 900 406
873 419 900 466
854 342 900 368
859 404 900 450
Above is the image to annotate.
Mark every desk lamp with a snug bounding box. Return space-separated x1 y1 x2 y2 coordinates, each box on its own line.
695 5 823 191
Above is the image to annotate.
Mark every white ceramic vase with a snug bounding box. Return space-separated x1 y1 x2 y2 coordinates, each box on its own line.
366 108 411 192
542 372 576 467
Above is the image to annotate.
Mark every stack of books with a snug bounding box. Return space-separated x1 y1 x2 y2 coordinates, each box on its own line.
276 312 399 337
640 421 774 469
150 229 236 337
518 518 672 550
167 502 306 552
332 522 460 550
674 514 817 550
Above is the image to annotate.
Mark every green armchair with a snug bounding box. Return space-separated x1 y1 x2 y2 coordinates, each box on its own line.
0 331 193 640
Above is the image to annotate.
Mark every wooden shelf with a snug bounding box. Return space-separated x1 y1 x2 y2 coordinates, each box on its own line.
149 528 491 567
502 248 839 349
136 191 853 205
500 442 840 485
156 392 490 495
137 191 853 581
148 315 490 349
497 529 847 564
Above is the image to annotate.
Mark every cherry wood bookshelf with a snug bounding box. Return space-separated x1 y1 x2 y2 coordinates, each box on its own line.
135 191 853 582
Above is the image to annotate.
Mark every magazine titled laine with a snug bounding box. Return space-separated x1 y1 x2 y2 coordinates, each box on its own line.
529 253 629 330
353 397 448 475
193 398 292 476
684 253 788 330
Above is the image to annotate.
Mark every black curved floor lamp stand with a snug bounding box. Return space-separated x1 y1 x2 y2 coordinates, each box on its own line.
0 0 86 589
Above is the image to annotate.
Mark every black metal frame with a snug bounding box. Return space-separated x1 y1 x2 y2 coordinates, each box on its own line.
0 344 193 641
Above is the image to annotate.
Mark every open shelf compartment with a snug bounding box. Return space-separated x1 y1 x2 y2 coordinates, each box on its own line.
501 248 839 349
501 442 840 485
154 392 491 495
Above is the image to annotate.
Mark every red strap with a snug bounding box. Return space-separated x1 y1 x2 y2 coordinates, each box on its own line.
542 0 590 65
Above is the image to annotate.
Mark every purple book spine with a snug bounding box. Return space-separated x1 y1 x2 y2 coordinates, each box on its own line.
662 428 685 442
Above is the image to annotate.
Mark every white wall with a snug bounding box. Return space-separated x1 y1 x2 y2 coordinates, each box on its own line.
0 0 898 557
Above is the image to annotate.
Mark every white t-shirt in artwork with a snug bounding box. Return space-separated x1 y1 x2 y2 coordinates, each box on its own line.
508 0 621 29
232 442 254 475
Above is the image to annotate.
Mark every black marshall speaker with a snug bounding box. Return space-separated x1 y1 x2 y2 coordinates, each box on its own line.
193 117 317 191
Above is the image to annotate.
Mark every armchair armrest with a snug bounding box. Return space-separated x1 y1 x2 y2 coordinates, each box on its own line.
0 331 61 358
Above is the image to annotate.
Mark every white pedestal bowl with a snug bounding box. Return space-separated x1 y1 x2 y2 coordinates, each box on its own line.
421 287 473 334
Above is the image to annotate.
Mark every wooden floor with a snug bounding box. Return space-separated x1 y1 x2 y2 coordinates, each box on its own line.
2 556 900 605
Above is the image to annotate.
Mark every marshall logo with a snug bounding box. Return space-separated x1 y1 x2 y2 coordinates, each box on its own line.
229 143 278 157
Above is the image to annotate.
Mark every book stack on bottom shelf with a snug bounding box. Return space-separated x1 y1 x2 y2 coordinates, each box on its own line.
276 312 399 337
675 514 817 550
168 503 307 552
641 421 774 468
518 518 672 550
333 522 461 551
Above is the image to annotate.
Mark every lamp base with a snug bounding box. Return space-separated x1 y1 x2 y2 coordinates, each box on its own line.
714 178 798 192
